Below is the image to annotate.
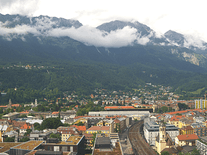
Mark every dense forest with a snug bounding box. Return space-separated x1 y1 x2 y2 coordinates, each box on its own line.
1 58 207 104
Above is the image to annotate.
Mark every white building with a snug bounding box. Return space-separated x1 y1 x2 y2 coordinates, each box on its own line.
143 117 179 146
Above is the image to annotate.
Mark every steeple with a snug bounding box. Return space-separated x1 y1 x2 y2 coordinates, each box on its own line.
159 120 166 142
156 120 167 154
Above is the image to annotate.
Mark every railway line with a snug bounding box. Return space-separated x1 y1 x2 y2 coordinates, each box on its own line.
128 120 157 155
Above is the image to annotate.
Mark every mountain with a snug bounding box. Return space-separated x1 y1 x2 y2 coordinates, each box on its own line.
0 14 82 28
97 20 152 36
1 14 207 96
164 30 185 46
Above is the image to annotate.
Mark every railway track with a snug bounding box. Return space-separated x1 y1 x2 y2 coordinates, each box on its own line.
128 120 157 155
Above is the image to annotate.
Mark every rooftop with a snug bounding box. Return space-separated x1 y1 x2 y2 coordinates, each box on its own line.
0 142 22 153
66 135 83 145
177 134 199 141
87 126 110 131
104 106 134 110
13 141 43 150
93 142 122 155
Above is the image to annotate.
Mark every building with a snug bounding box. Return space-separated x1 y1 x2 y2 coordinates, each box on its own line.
92 133 123 155
71 125 86 134
73 116 104 128
196 137 207 155
30 130 55 141
193 126 207 137
179 126 194 135
175 134 199 147
144 117 179 146
57 126 79 142
89 111 150 120
195 99 207 109
178 117 194 128
19 123 31 135
86 126 110 134
114 118 126 133
2 112 20 120
41 135 85 155
168 115 185 128
155 121 178 154
9 140 43 155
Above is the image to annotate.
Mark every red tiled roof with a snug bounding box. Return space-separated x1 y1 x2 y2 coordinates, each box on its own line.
52 111 59 115
87 126 110 131
11 120 26 128
71 125 86 131
11 104 21 107
177 134 198 141
170 115 185 121
19 111 29 114
114 119 120 123
83 133 93 138
20 123 31 130
165 109 206 115
0 105 7 108
104 106 134 110
181 125 193 130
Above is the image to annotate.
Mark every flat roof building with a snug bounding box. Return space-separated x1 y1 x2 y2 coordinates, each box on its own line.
144 117 179 146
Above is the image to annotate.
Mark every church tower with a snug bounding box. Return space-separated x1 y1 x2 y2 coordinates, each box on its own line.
156 120 167 154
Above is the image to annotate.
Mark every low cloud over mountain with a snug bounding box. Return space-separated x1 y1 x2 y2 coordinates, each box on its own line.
0 14 207 50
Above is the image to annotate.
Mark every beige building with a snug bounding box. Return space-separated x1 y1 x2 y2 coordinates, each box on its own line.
57 126 80 141
175 134 198 147
155 121 178 154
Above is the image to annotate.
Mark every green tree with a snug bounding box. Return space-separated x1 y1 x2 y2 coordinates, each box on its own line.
77 122 84 126
161 151 169 155
19 114 27 118
24 129 32 136
19 137 30 142
34 122 41 131
49 133 61 141
4 137 15 142
41 118 63 129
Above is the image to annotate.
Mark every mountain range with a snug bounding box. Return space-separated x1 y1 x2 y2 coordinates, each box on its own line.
1 13 207 95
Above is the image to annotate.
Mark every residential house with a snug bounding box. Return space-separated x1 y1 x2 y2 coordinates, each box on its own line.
114 117 126 133
168 115 185 128
179 126 194 135
30 130 55 141
19 123 31 135
194 126 207 137
2 112 20 120
71 125 86 134
83 133 93 147
175 134 199 147
178 117 194 128
86 126 110 134
57 126 80 142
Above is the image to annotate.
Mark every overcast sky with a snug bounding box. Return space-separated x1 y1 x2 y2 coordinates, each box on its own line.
0 0 206 42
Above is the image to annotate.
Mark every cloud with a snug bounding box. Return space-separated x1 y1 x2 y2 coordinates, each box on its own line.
184 35 206 50
46 26 138 47
0 16 206 49
0 18 138 47
0 0 40 16
0 22 40 35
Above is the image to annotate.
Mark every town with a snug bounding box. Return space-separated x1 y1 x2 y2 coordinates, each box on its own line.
0 84 205 155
